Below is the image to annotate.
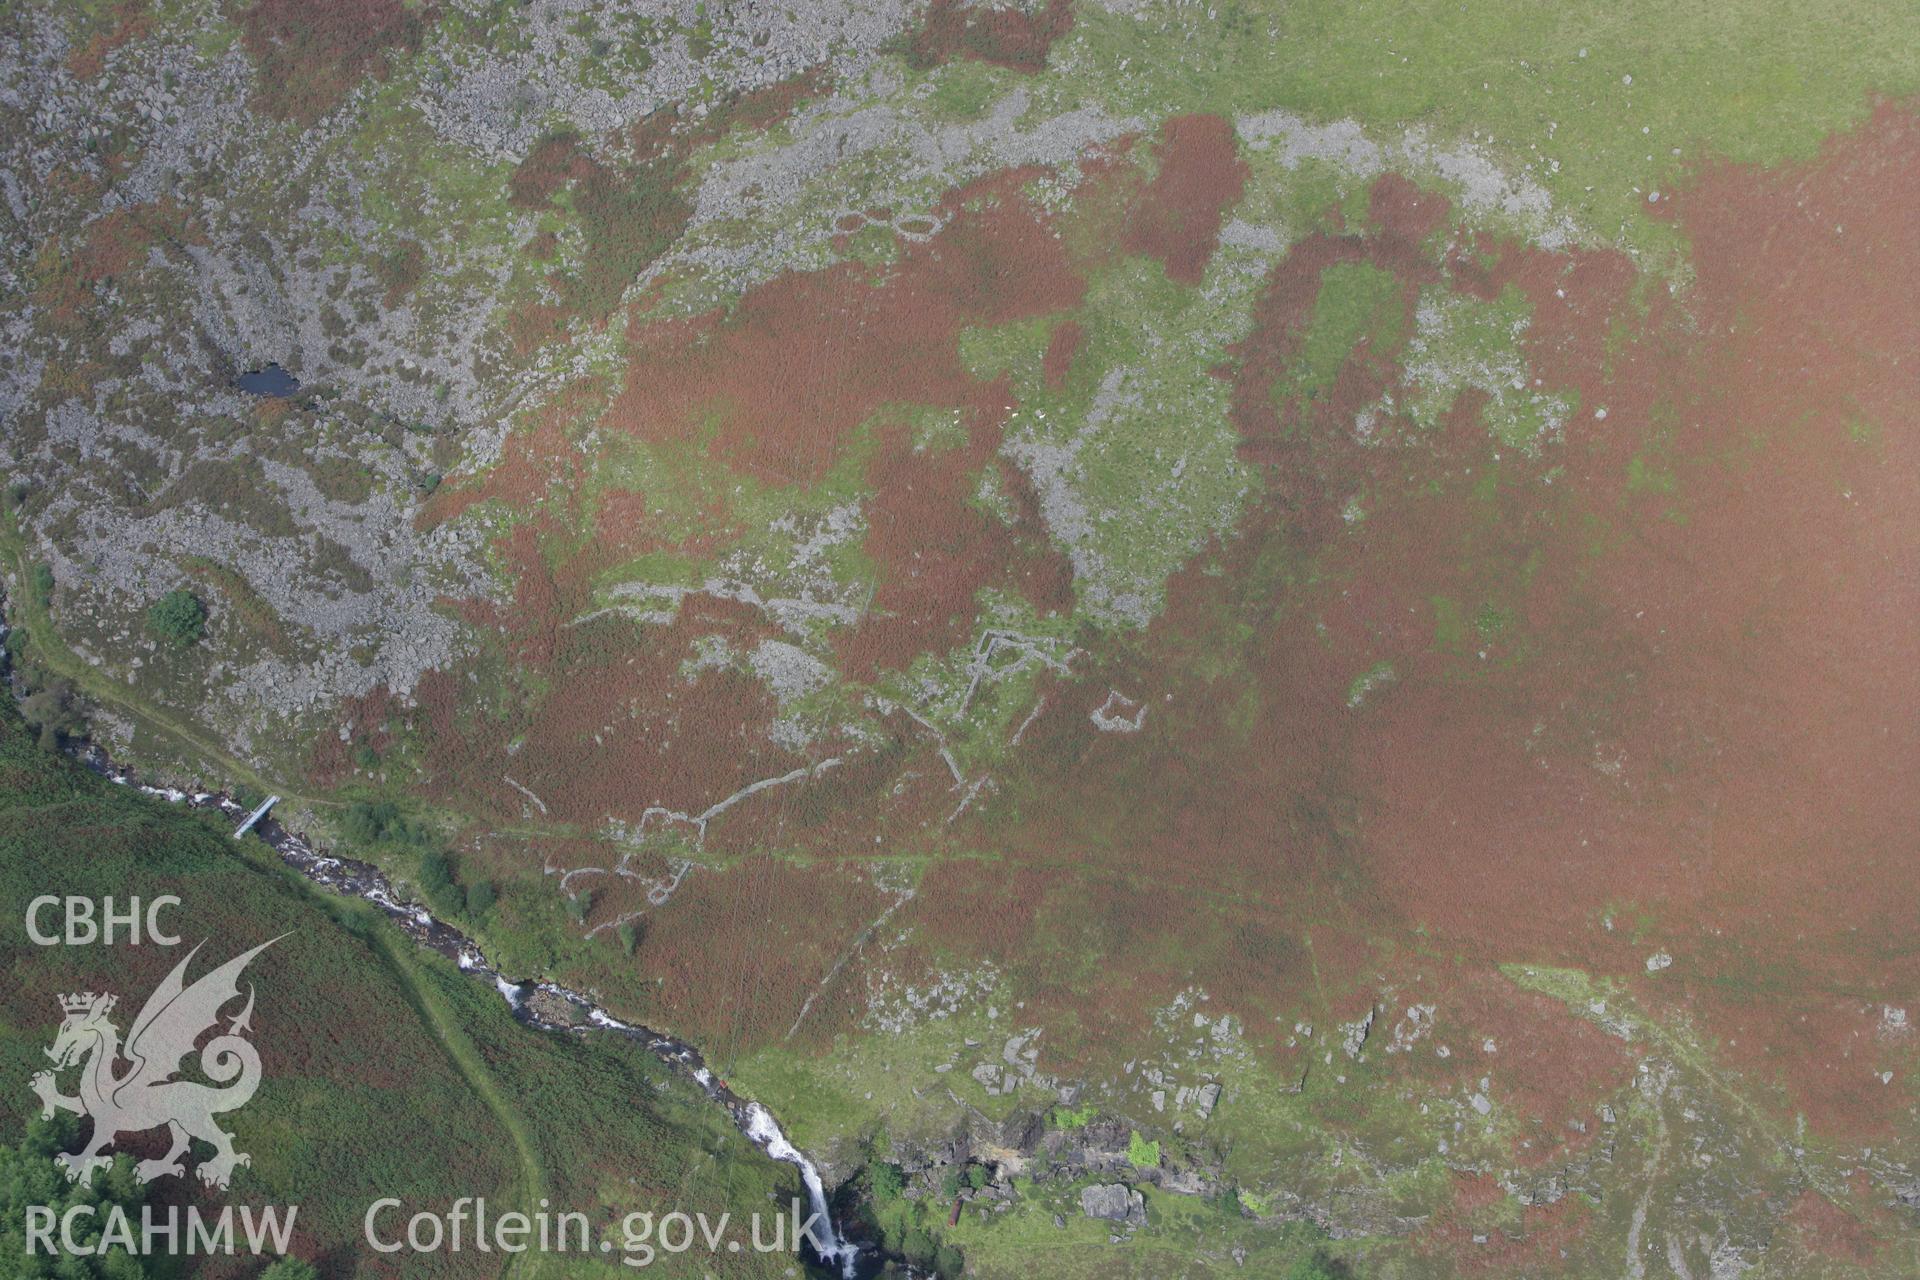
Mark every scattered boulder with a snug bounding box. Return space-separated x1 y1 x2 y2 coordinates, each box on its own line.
1341 1006 1378 1059
1080 1182 1146 1225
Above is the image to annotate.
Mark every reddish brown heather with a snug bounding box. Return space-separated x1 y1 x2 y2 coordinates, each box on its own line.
1121 114 1248 284
607 167 1083 486
504 299 574 356
421 509 806 829
1228 109 1917 1139
861 108 1919 1151
390 107 1917 1191
1367 170 1453 244
240 0 429 126
512 620 796 823
1416 1176 1592 1277
31 196 198 337
701 65 836 139
596 857 891 1055
745 713 973 859
625 67 833 168
1361 106 1918 1138
1041 319 1085 389
1225 177 1440 537
905 0 1075 73
1782 1189 1882 1264
589 487 743 569
71 198 196 284
408 166 1087 835
836 426 1073 681
508 133 596 209
418 378 609 530
306 684 398 788
372 238 427 309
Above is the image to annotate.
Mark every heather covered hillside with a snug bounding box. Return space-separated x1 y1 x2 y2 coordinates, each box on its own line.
3 1 1917 1275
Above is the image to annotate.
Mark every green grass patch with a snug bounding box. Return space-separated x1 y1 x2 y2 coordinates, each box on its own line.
1279 260 1407 410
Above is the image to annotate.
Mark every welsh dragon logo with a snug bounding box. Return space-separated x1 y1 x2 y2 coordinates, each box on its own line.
30 937 282 1189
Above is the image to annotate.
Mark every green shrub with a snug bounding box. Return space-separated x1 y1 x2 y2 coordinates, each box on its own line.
1126 1131 1160 1169
340 799 433 851
965 1164 988 1190
419 850 452 890
901 1227 936 1267
145 588 207 647
617 920 640 955
416 851 463 913
29 561 54 605
337 802 467 914
341 799 398 845
466 881 496 917
869 1162 904 1203
20 678 83 751
1284 1251 1352 1280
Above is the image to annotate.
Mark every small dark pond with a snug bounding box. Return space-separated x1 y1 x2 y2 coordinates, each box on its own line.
236 363 299 396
